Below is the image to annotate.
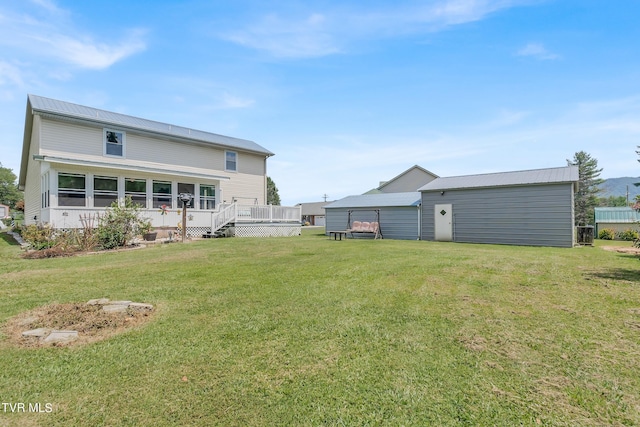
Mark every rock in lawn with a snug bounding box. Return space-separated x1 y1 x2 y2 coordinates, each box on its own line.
43 330 78 344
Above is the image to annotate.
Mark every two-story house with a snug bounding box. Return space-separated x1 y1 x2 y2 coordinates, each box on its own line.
18 94 300 237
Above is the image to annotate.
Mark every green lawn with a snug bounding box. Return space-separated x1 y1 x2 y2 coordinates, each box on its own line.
1 229 639 426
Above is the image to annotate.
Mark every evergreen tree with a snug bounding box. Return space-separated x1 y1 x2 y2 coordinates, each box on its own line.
267 176 281 205
567 151 604 225
0 163 23 209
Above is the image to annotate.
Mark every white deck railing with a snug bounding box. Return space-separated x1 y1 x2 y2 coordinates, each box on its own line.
44 203 301 231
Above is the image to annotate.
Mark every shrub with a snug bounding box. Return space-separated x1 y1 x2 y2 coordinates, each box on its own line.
616 229 639 241
598 228 615 240
96 196 150 249
20 224 57 250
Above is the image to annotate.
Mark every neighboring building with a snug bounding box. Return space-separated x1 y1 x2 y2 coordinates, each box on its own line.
297 201 332 226
365 165 438 194
594 207 640 236
325 192 422 240
419 166 578 248
18 94 300 237
0 204 9 218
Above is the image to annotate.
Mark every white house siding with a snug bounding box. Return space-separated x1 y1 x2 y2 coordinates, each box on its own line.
33 116 269 211
223 174 267 205
421 184 575 247
39 118 266 178
24 116 42 224
325 207 420 240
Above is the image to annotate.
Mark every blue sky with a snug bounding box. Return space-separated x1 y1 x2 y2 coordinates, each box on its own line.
1 0 639 205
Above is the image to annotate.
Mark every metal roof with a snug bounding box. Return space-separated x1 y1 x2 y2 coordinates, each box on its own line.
418 166 579 192
594 207 640 223
27 94 273 156
324 192 421 209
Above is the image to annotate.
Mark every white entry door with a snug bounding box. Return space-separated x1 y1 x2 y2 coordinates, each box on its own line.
434 204 453 241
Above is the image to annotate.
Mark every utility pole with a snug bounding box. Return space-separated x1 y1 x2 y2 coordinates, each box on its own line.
323 194 328 202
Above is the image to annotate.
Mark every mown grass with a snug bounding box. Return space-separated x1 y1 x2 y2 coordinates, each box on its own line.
1 229 639 426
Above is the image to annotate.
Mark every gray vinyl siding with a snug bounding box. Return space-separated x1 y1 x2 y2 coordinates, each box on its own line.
325 207 420 240
421 183 575 247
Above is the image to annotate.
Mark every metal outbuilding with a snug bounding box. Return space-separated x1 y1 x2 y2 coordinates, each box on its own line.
419 166 579 247
594 207 640 236
324 192 422 240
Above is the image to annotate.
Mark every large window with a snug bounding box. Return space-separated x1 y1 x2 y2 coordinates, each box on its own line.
104 129 125 157
125 178 147 207
58 173 86 207
94 176 118 207
153 180 172 209
225 151 237 172
200 185 215 209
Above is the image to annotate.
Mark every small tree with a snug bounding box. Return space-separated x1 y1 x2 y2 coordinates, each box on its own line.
568 151 604 226
96 196 150 249
267 176 281 205
0 163 23 209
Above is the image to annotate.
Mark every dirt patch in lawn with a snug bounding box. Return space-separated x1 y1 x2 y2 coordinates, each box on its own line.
2 302 155 348
601 246 640 255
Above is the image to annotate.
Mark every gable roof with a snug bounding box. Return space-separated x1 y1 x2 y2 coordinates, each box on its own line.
26 94 274 155
324 192 421 209
377 165 439 191
418 166 579 192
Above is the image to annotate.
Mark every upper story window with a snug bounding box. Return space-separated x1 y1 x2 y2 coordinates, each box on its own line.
104 129 125 157
225 151 237 172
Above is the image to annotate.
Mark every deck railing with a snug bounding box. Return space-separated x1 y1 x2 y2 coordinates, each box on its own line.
44 203 301 231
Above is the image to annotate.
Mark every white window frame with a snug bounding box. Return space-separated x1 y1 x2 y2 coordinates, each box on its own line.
104 128 126 158
199 184 216 210
57 172 86 207
225 150 237 172
93 175 119 208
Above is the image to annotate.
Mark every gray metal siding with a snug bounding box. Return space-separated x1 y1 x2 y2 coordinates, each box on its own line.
422 184 575 247
325 207 420 240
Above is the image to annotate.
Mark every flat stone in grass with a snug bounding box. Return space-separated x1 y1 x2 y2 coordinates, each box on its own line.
43 330 79 343
109 301 133 306
87 298 110 305
102 304 129 313
129 302 154 311
22 328 51 337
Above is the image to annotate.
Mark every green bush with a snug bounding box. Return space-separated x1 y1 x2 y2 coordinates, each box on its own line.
20 224 57 250
96 196 150 249
616 229 639 241
598 228 615 240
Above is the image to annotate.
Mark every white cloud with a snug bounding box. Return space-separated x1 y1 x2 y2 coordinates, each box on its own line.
0 1 147 70
32 30 147 70
224 13 340 58
220 93 255 109
0 61 25 87
516 42 560 60
222 0 529 58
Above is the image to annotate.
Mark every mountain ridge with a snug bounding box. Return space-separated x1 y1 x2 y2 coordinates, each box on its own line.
598 177 640 200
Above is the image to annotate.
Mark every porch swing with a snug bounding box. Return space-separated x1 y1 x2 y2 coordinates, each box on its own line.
346 209 383 239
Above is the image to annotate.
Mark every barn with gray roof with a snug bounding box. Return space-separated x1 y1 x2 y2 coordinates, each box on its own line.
324 192 422 240
419 166 579 247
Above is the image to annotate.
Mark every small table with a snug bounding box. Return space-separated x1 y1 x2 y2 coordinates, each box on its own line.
328 231 347 240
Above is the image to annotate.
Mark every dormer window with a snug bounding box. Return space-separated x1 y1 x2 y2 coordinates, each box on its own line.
104 129 125 157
